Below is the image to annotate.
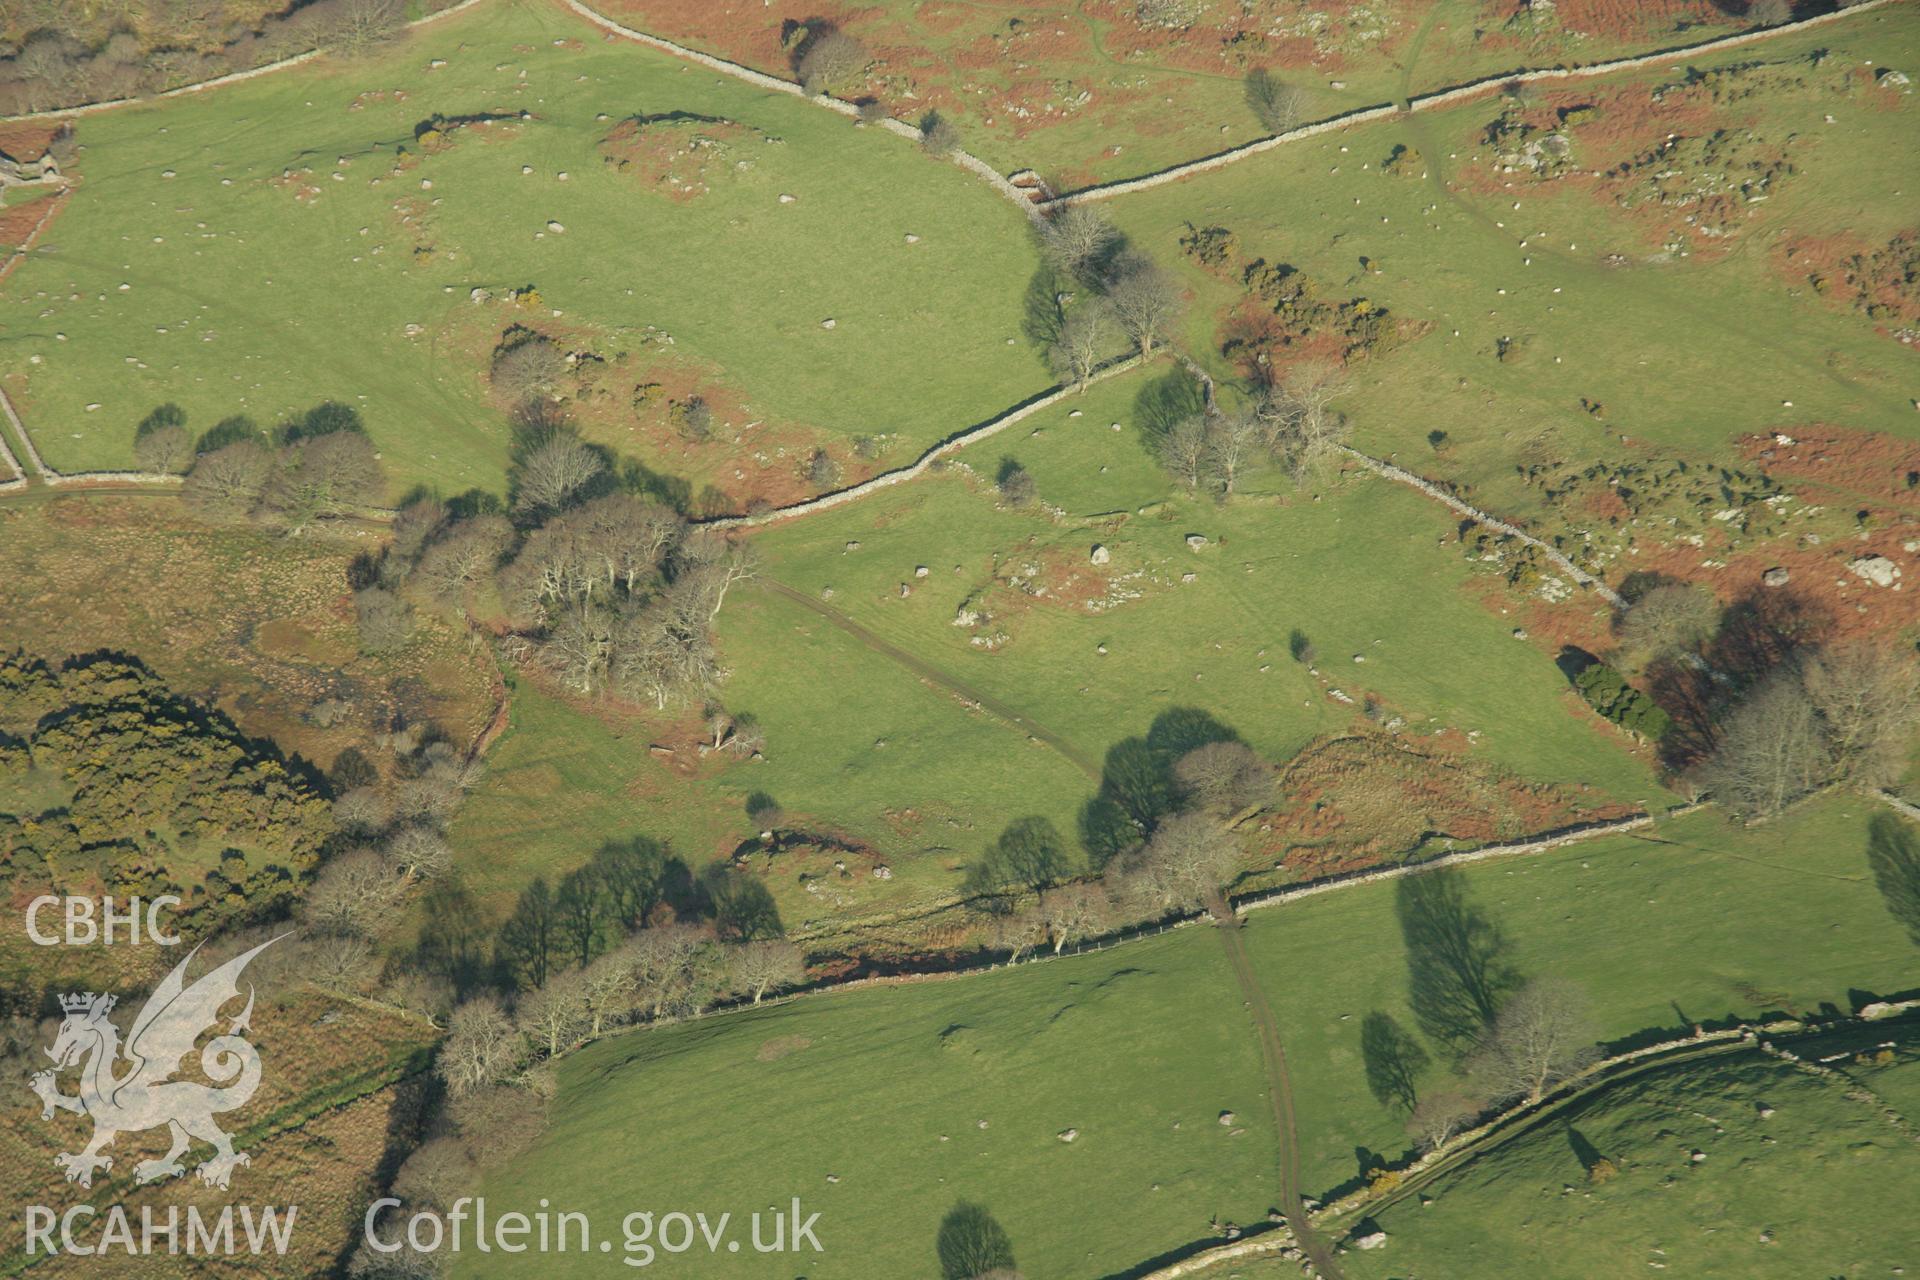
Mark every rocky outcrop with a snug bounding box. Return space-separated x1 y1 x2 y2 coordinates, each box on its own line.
0 150 60 189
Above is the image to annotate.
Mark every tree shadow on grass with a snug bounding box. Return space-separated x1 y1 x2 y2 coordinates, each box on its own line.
936 1201 1015 1280
1078 708 1240 868
1360 1011 1429 1113
1868 811 1920 949
1022 263 1068 353
1396 867 1521 1061
967 815 1074 905
1130 364 1208 450
411 877 495 998
1565 1122 1606 1177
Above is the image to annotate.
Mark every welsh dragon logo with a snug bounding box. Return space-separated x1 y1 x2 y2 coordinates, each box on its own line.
29 937 281 1190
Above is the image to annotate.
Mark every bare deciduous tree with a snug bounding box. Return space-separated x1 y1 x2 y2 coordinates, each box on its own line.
1618 583 1720 663
627 923 722 1020
1203 410 1266 496
1103 254 1185 357
1697 673 1826 817
581 947 640 1035
305 847 407 937
1040 881 1110 953
439 998 524 1097
1174 741 1270 814
1407 1090 1480 1152
1466 977 1598 1105
516 969 591 1059
389 496 449 566
1048 300 1116 392
540 603 617 694
573 493 681 593
1802 642 1920 789
513 429 604 517
797 29 870 95
259 430 384 532
1159 416 1212 491
415 516 514 601
319 0 405 57
306 931 380 992
989 908 1048 964
1039 205 1119 277
1258 361 1350 480
729 938 806 1003
670 528 757 625
490 334 568 405
385 823 453 882
181 441 273 518
1112 812 1241 912
354 585 413 654
332 786 390 838
1245 68 1306 134
134 423 191 474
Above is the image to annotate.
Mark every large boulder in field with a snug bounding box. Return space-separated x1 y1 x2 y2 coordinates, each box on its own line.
1848 555 1900 587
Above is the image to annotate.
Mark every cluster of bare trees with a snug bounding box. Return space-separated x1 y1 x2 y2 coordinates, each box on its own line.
0 0 406 115
162 402 384 533
501 920 802 1060
1393 975 1599 1153
513 505 752 706
1609 579 1920 816
1037 206 1187 389
1698 640 1920 817
1157 360 1349 497
349 424 751 708
358 835 805 1276
280 728 484 1014
499 427 753 707
970 736 1272 960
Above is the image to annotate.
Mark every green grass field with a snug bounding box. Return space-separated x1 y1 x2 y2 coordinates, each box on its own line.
1247 795 1920 1194
1100 10 1920 528
452 361 1669 929
1338 1047 1920 1280
472 794 1919 1278
0 0 1045 496
741 364 1667 802
468 925 1278 1280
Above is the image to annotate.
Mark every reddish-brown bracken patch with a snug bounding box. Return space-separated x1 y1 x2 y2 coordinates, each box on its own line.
1526 0 1727 42
1775 229 1920 346
1452 75 1785 257
1738 426 1920 509
1247 731 1636 880
0 121 61 160
1615 537 1920 651
1219 297 1352 382
0 188 64 271
587 350 864 515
